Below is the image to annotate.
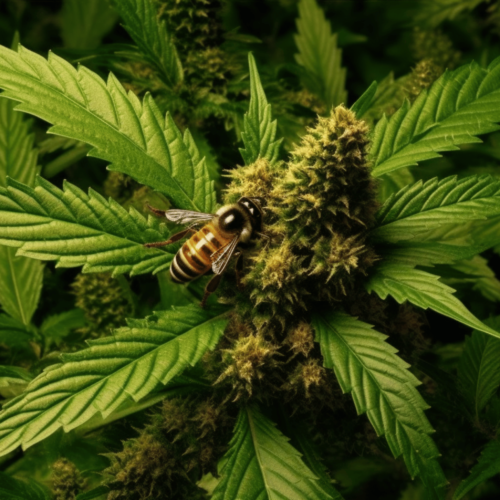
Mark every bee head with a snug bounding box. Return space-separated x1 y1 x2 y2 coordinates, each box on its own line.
237 197 264 232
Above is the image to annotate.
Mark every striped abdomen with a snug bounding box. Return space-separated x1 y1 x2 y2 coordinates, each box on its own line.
170 223 232 283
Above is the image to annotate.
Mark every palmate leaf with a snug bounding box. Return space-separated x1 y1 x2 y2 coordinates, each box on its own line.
0 176 175 276
40 309 87 347
370 57 500 177
213 405 335 500
239 54 282 166
457 317 500 418
371 175 500 243
365 263 500 340
312 312 446 498
0 305 228 456
0 96 43 326
453 439 500 499
294 0 347 109
111 0 183 87
0 44 215 213
61 0 118 50
0 472 52 500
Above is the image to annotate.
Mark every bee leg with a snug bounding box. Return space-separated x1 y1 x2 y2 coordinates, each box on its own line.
234 253 245 290
146 204 167 218
144 228 194 248
200 274 223 308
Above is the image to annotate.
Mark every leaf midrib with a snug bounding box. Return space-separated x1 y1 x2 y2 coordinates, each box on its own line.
6 248 27 325
2 56 197 210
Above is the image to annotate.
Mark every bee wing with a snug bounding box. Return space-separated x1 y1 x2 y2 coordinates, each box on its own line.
159 208 214 225
211 235 240 275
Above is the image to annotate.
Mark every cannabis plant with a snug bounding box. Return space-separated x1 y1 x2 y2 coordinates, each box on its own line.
2 0 500 499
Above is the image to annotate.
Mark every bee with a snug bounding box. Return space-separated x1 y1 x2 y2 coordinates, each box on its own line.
144 197 263 306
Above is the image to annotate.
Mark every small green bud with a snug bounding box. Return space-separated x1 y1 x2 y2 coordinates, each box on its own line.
51 458 86 500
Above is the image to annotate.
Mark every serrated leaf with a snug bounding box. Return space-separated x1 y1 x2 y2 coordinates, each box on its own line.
111 0 183 87
350 81 377 119
414 0 486 28
294 0 347 108
0 176 175 276
0 44 215 213
365 263 500 340
371 58 500 177
0 96 43 326
457 317 500 419
62 0 118 50
213 405 334 500
383 242 487 267
239 53 282 166
453 439 500 499
312 311 446 498
0 366 33 388
0 472 52 500
0 305 228 456
372 175 500 243
40 309 87 347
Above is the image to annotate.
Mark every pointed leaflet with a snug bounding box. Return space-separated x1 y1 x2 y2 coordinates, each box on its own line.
239 54 282 165
61 0 118 50
0 314 33 347
213 405 334 500
0 44 215 213
457 317 500 418
0 97 43 326
0 366 32 388
110 0 183 87
294 0 347 108
365 263 500 340
0 176 175 276
313 311 446 498
453 439 500 499
371 175 500 243
0 305 228 456
350 81 377 119
370 57 500 177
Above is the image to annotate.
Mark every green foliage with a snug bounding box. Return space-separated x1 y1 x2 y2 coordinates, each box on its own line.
61 0 118 50
457 318 500 418
313 311 446 498
370 58 500 177
0 471 52 500
0 305 228 456
0 44 215 213
453 439 500 499
295 0 347 109
0 177 174 275
239 54 282 166
213 405 338 500
0 365 32 388
365 263 500 339
372 175 500 244
110 0 183 87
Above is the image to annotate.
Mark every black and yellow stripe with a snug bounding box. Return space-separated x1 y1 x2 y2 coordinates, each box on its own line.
170 223 232 283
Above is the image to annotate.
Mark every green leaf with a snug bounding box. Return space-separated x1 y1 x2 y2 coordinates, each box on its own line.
110 0 183 87
313 311 446 498
350 81 377 119
365 263 500 340
0 96 43 326
294 0 347 108
239 53 282 166
0 365 33 388
383 242 487 267
0 176 174 276
213 405 333 500
370 58 500 177
0 314 33 347
40 309 87 347
61 0 118 50
457 317 500 418
414 0 487 28
76 486 109 500
283 415 345 500
0 305 228 456
453 439 500 500
0 472 52 500
0 44 215 213
372 175 500 243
